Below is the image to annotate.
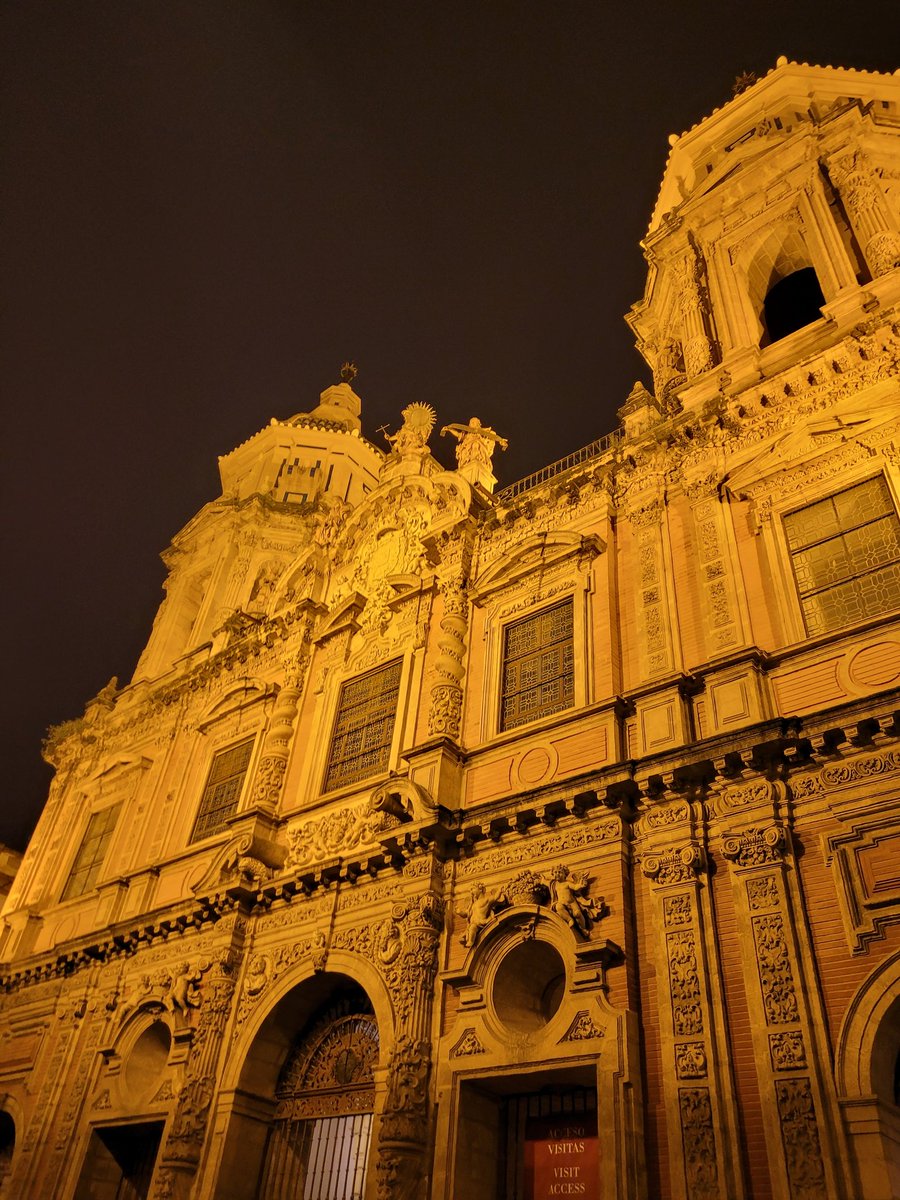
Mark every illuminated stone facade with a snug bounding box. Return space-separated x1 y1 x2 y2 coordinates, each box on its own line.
3 58 900 1200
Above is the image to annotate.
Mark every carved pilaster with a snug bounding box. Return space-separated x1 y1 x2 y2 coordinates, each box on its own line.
637 796 744 1200
685 486 743 656
716 793 849 1200
623 493 677 679
149 952 238 1200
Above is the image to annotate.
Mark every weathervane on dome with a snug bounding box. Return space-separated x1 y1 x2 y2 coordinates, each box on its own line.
340 361 358 384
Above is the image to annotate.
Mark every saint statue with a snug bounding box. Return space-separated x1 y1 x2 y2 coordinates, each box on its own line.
440 417 508 468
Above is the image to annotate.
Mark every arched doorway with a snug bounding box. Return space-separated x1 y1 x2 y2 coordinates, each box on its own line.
836 951 900 1200
256 984 378 1199
213 970 387 1200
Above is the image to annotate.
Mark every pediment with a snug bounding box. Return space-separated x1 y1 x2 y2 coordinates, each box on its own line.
87 755 153 795
472 532 604 600
197 678 276 728
726 403 898 495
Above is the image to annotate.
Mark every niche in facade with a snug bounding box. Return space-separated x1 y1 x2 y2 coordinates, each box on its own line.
124 1021 171 1103
492 940 565 1033
761 267 825 344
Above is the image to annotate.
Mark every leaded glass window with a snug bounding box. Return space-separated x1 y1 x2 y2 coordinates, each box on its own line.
324 660 402 792
500 598 575 731
61 804 121 900
190 738 254 843
784 476 900 636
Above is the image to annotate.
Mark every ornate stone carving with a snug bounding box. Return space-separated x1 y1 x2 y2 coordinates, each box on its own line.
641 844 705 886
751 914 799 1026
667 930 704 1037
769 1031 807 1072
722 826 785 867
458 882 509 947
747 876 780 911
663 894 693 927
674 1042 708 1080
286 798 404 868
428 579 468 739
451 1028 487 1057
678 1087 719 1198
379 1034 431 1143
774 1078 826 1199
166 1074 216 1162
560 1010 604 1042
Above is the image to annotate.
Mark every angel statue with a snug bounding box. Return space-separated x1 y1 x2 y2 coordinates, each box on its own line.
547 865 600 938
458 881 508 948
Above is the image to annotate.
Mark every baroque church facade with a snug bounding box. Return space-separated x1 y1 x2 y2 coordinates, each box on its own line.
3 57 900 1200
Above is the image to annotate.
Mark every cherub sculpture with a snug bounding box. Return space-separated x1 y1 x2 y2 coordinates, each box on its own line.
164 962 202 1014
458 882 508 948
547 865 600 938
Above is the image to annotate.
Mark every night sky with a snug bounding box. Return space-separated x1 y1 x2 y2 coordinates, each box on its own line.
3 3 899 851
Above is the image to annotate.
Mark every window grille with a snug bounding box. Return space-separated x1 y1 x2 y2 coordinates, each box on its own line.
61 804 121 900
257 992 378 1200
500 599 575 731
190 738 254 843
784 476 900 635
324 660 402 792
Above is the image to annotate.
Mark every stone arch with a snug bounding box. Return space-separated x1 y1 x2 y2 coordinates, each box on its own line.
211 955 394 1200
741 221 825 346
0 1100 18 1196
835 949 900 1200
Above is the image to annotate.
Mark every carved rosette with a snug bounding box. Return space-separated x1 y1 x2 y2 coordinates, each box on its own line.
428 579 468 739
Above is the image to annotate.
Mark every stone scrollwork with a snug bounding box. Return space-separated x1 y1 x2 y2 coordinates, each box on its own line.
751 913 800 1026
722 825 785 868
286 796 406 868
641 843 706 886
774 1078 826 1199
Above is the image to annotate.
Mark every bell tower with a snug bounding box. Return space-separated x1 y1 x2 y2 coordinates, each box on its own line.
627 58 900 409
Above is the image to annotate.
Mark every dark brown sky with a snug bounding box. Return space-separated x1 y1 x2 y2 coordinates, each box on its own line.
3 2 898 850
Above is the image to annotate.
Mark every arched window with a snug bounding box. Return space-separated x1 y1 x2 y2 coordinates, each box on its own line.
256 987 378 1200
761 267 825 344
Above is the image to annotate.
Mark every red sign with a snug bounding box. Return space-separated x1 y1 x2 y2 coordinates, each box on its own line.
524 1113 599 1199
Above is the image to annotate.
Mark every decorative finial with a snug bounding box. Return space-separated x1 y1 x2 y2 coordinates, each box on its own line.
340 361 358 385
731 71 758 97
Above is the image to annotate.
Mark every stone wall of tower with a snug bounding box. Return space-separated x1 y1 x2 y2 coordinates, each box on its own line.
2 59 900 1200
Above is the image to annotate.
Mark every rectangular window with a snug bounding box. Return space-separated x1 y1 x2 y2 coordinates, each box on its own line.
190 737 254 843
500 598 575 731
324 660 402 793
61 804 121 900
784 475 900 635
